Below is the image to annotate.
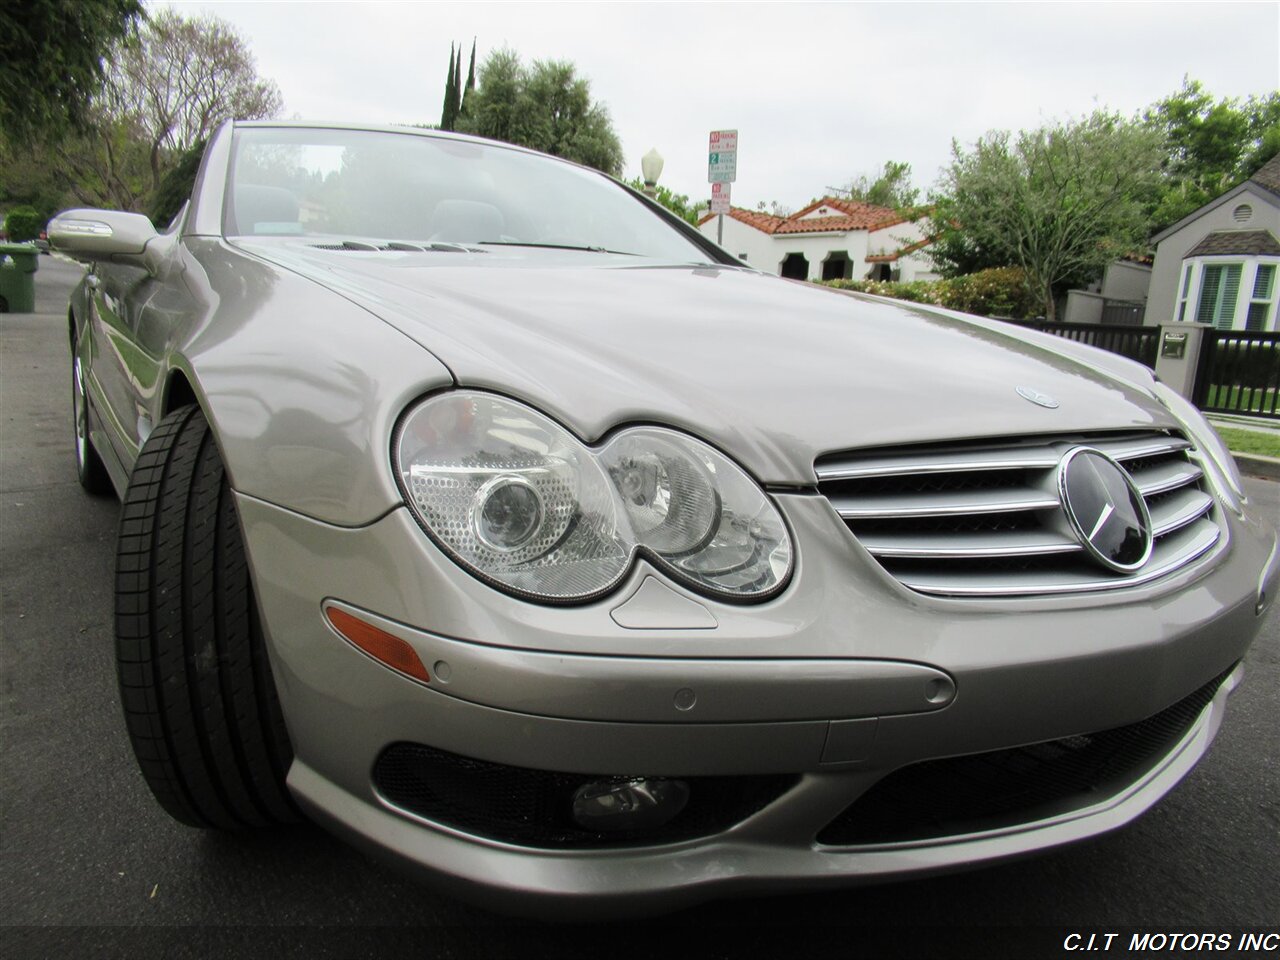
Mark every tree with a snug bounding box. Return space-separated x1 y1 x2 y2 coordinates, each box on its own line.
53 120 153 212
451 49 463 126
3 206 43 243
1 9 280 217
458 50 623 175
830 160 920 210
624 177 705 225
461 40 477 119
440 44 457 130
1144 79 1280 230
149 139 207 227
1240 96 1280 176
108 9 282 192
1 115 152 215
459 49 521 144
755 200 792 217
439 41 477 130
931 112 1164 320
0 137 72 223
0 0 144 145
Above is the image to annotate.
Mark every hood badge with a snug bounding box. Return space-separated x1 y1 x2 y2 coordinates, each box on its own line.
1016 386 1059 409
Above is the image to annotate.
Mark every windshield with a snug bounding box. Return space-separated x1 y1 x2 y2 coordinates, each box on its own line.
225 127 712 262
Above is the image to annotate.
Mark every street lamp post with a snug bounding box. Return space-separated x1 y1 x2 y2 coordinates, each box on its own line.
641 148 664 198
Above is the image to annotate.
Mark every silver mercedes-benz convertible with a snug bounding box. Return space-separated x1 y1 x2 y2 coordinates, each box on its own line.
51 121 1277 916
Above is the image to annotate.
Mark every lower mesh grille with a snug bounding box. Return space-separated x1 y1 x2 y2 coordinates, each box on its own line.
816 666 1233 846
373 743 797 848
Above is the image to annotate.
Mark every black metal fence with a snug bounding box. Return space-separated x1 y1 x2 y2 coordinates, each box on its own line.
1003 320 1161 368
1193 330 1280 419
1100 299 1145 326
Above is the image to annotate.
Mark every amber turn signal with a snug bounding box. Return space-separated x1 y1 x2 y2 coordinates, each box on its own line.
325 606 430 683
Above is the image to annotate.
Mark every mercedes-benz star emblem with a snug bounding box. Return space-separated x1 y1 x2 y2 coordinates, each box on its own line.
1016 386 1059 409
1057 447 1153 573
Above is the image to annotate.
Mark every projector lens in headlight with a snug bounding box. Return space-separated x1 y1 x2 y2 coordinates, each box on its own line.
394 393 793 602
473 476 545 551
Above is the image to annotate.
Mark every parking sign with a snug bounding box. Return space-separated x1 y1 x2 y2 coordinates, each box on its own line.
708 129 738 183
710 181 731 214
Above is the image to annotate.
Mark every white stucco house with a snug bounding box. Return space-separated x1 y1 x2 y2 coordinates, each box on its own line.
1148 152 1280 331
697 197 938 283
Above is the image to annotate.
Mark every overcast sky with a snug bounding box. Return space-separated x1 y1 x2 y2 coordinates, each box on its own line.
160 1 1279 210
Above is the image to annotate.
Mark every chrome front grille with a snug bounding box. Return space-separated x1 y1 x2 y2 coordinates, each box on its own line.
815 432 1221 597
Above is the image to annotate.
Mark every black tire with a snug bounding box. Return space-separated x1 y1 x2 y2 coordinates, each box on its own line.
72 353 112 495
115 406 299 829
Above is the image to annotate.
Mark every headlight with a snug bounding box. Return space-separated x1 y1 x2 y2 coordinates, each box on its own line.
394 393 793 602
1152 381 1246 509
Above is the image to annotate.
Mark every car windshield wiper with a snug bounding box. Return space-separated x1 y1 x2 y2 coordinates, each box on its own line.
476 241 637 256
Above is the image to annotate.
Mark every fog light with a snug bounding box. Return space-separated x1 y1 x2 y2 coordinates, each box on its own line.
571 778 690 831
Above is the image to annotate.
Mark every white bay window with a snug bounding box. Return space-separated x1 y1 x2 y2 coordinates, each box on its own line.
1180 257 1279 331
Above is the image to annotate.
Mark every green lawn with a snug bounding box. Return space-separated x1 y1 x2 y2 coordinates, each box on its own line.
1214 427 1280 459
1204 384 1278 415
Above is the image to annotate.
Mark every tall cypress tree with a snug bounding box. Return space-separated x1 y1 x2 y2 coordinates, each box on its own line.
461 39 477 117
440 43 456 129
448 48 462 127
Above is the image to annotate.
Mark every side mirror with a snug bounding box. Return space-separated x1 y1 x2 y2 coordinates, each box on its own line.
49 209 170 274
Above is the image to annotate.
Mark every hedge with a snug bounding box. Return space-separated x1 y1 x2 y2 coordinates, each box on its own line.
822 266 1040 320
3 206 43 244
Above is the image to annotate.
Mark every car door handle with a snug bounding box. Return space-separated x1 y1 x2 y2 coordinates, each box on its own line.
85 274 100 290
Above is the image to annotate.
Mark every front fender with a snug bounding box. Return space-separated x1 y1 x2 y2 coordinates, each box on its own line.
177 239 454 527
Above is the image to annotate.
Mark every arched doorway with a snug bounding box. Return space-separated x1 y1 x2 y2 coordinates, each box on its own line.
822 251 852 281
780 253 809 280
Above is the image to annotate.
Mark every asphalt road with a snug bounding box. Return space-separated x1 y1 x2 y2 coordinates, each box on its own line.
2 257 1277 958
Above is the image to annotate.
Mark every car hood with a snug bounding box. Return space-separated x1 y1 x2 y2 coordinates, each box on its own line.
239 242 1177 484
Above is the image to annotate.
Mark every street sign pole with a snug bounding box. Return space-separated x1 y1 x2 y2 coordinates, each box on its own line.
710 181 731 244
708 129 737 248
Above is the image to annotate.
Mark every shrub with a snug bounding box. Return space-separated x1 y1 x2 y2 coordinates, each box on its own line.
823 266 1040 319
3 205 43 243
149 139 207 228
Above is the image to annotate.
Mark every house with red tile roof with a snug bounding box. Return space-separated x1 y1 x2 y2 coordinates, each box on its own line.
697 196 938 283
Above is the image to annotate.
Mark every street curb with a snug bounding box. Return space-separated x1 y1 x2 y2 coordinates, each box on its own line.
1233 452 1280 482
1209 415 1280 439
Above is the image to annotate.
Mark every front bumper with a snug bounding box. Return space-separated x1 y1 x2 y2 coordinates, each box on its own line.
236 490 1277 914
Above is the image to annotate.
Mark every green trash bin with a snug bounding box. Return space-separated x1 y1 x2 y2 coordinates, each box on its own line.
0 241 40 313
